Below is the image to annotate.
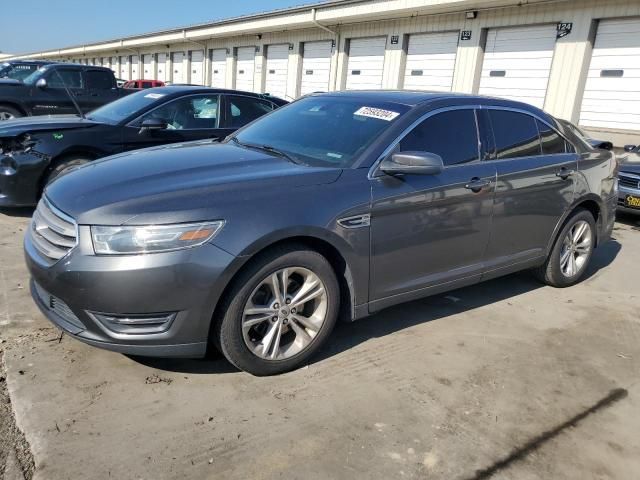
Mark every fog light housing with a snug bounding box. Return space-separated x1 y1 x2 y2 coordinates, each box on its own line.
88 311 177 335
0 155 17 176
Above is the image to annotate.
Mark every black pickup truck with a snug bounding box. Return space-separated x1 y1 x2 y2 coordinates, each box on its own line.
0 63 134 120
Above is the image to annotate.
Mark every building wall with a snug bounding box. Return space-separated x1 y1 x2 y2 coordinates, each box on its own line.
13 0 640 144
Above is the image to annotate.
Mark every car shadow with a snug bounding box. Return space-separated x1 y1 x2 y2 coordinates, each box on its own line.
615 212 640 230
130 238 622 375
0 207 35 218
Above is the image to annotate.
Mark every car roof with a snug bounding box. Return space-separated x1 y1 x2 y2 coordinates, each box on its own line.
2 59 53 65
141 85 288 102
310 89 549 117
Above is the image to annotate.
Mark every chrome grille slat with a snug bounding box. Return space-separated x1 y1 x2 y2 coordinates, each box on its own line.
31 198 78 263
619 173 640 190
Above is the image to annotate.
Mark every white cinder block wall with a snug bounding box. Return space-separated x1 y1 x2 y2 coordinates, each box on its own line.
10 0 640 145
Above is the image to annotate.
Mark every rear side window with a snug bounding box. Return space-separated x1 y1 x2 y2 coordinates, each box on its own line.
142 82 152 88
489 110 541 159
399 109 479 166
227 95 275 128
85 70 113 90
536 120 566 155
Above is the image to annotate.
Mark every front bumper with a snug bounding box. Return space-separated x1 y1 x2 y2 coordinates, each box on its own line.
0 151 49 207
25 226 238 358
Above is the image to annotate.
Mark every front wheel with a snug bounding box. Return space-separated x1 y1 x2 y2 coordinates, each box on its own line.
216 246 340 376
44 157 90 187
534 209 596 287
0 105 22 121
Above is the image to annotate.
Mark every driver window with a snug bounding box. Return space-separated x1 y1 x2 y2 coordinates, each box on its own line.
46 70 83 89
139 95 219 130
399 109 480 166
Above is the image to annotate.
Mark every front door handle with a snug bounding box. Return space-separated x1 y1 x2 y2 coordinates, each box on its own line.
556 167 575 180
464 177 492 193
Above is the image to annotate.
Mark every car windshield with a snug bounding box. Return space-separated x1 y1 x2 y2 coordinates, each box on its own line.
0 63 34 81
233 96 409 168
86 90 167 124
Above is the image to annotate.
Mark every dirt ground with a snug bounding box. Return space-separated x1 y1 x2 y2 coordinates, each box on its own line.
1 208 639 480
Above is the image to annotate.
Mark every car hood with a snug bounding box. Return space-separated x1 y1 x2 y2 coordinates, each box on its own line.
0 115 101 137
45 142 343 225
618 153 640 175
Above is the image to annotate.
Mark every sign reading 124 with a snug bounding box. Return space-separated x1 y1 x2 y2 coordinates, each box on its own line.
557 22 573 38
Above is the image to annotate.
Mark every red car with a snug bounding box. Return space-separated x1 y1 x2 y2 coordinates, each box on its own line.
123 79 165 89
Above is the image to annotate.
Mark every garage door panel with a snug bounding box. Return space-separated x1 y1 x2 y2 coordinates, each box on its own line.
579 18 640 130
236 47 256 92
479 24 556 109
157 54 167 82
210 49 226 88
301 41 332 95
265 44 289 99
172 52 185 84
346 37 386 90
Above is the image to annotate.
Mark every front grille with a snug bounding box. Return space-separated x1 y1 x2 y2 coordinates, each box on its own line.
619 172 640 191
30 198 77 263
33 282 85 331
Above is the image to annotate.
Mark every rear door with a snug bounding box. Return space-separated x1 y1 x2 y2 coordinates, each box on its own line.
121 93 223 151
84 69 118 111
482 108 578 271
370 107 496 306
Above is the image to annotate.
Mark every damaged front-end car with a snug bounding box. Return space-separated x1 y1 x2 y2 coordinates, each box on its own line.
0 132 52 207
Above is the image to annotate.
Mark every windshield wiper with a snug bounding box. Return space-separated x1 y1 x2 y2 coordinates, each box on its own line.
230 137 301 165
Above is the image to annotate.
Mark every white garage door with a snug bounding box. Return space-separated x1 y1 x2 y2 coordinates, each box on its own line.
346 37 387 90
265 44 289 99
479 24 557 109
404 32 459 91
172 52 185 84
131 55 140 80
143 54 153 79
580 18 640 131
300 41 332 96
210 49 227 88
157 53 167 82
190 50 204 85
111 57 118 75
120 56 130 81
236 46 256 92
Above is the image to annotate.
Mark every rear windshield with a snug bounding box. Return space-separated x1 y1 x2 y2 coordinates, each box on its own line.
233 96 409 168
87 89 166 124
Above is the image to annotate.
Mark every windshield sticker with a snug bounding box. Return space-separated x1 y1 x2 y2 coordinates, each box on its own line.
53 133 63 140
144 93 165 99
354 106 400 122
327 152 342 159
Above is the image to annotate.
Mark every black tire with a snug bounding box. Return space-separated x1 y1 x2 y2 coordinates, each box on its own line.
533 208 596 288
215 245 340 376
44 157 90 186
0 105 23 121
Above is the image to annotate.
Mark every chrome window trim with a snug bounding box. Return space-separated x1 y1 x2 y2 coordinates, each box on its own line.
481 105 579 160
126 93 222 130
368 104 482 179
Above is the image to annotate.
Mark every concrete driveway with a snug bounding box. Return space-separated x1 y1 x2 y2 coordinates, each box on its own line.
1 209 639 480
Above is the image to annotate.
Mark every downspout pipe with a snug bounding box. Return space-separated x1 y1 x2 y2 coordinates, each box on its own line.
311 8 340 91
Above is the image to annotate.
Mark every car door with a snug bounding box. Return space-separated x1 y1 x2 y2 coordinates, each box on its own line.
369 107 497 306
84 69 117 112
29 68 84 116
481 108 578 272
120 93 223 151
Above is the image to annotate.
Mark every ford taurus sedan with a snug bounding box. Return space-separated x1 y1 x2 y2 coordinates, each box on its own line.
24 91 618 375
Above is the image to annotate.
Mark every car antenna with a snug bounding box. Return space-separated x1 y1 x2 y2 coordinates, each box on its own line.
54 69 85 119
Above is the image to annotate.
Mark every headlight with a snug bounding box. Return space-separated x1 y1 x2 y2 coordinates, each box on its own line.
91 221 224 255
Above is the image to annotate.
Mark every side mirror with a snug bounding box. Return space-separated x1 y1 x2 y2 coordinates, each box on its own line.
139 118 168 134
624 144 638 152
35 78 47 89
589 140 613 151
380 151 444 176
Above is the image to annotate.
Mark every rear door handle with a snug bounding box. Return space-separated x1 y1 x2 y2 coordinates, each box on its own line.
464 177 492 193
556 168 575 180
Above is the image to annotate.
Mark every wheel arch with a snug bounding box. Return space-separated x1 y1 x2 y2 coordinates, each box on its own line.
39 148 104 194
0 101 27 117
545 194 604 255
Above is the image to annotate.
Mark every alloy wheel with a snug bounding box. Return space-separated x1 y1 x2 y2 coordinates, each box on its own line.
0 111 15 121
241 267 328 360
559 220 592 278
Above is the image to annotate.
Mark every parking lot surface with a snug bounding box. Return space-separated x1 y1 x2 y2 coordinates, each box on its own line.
1 209 639 480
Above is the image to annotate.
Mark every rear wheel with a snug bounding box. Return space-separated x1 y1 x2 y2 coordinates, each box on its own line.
534 209 596 287
0 105 22 121
44 157 90 186
216 245 340 376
